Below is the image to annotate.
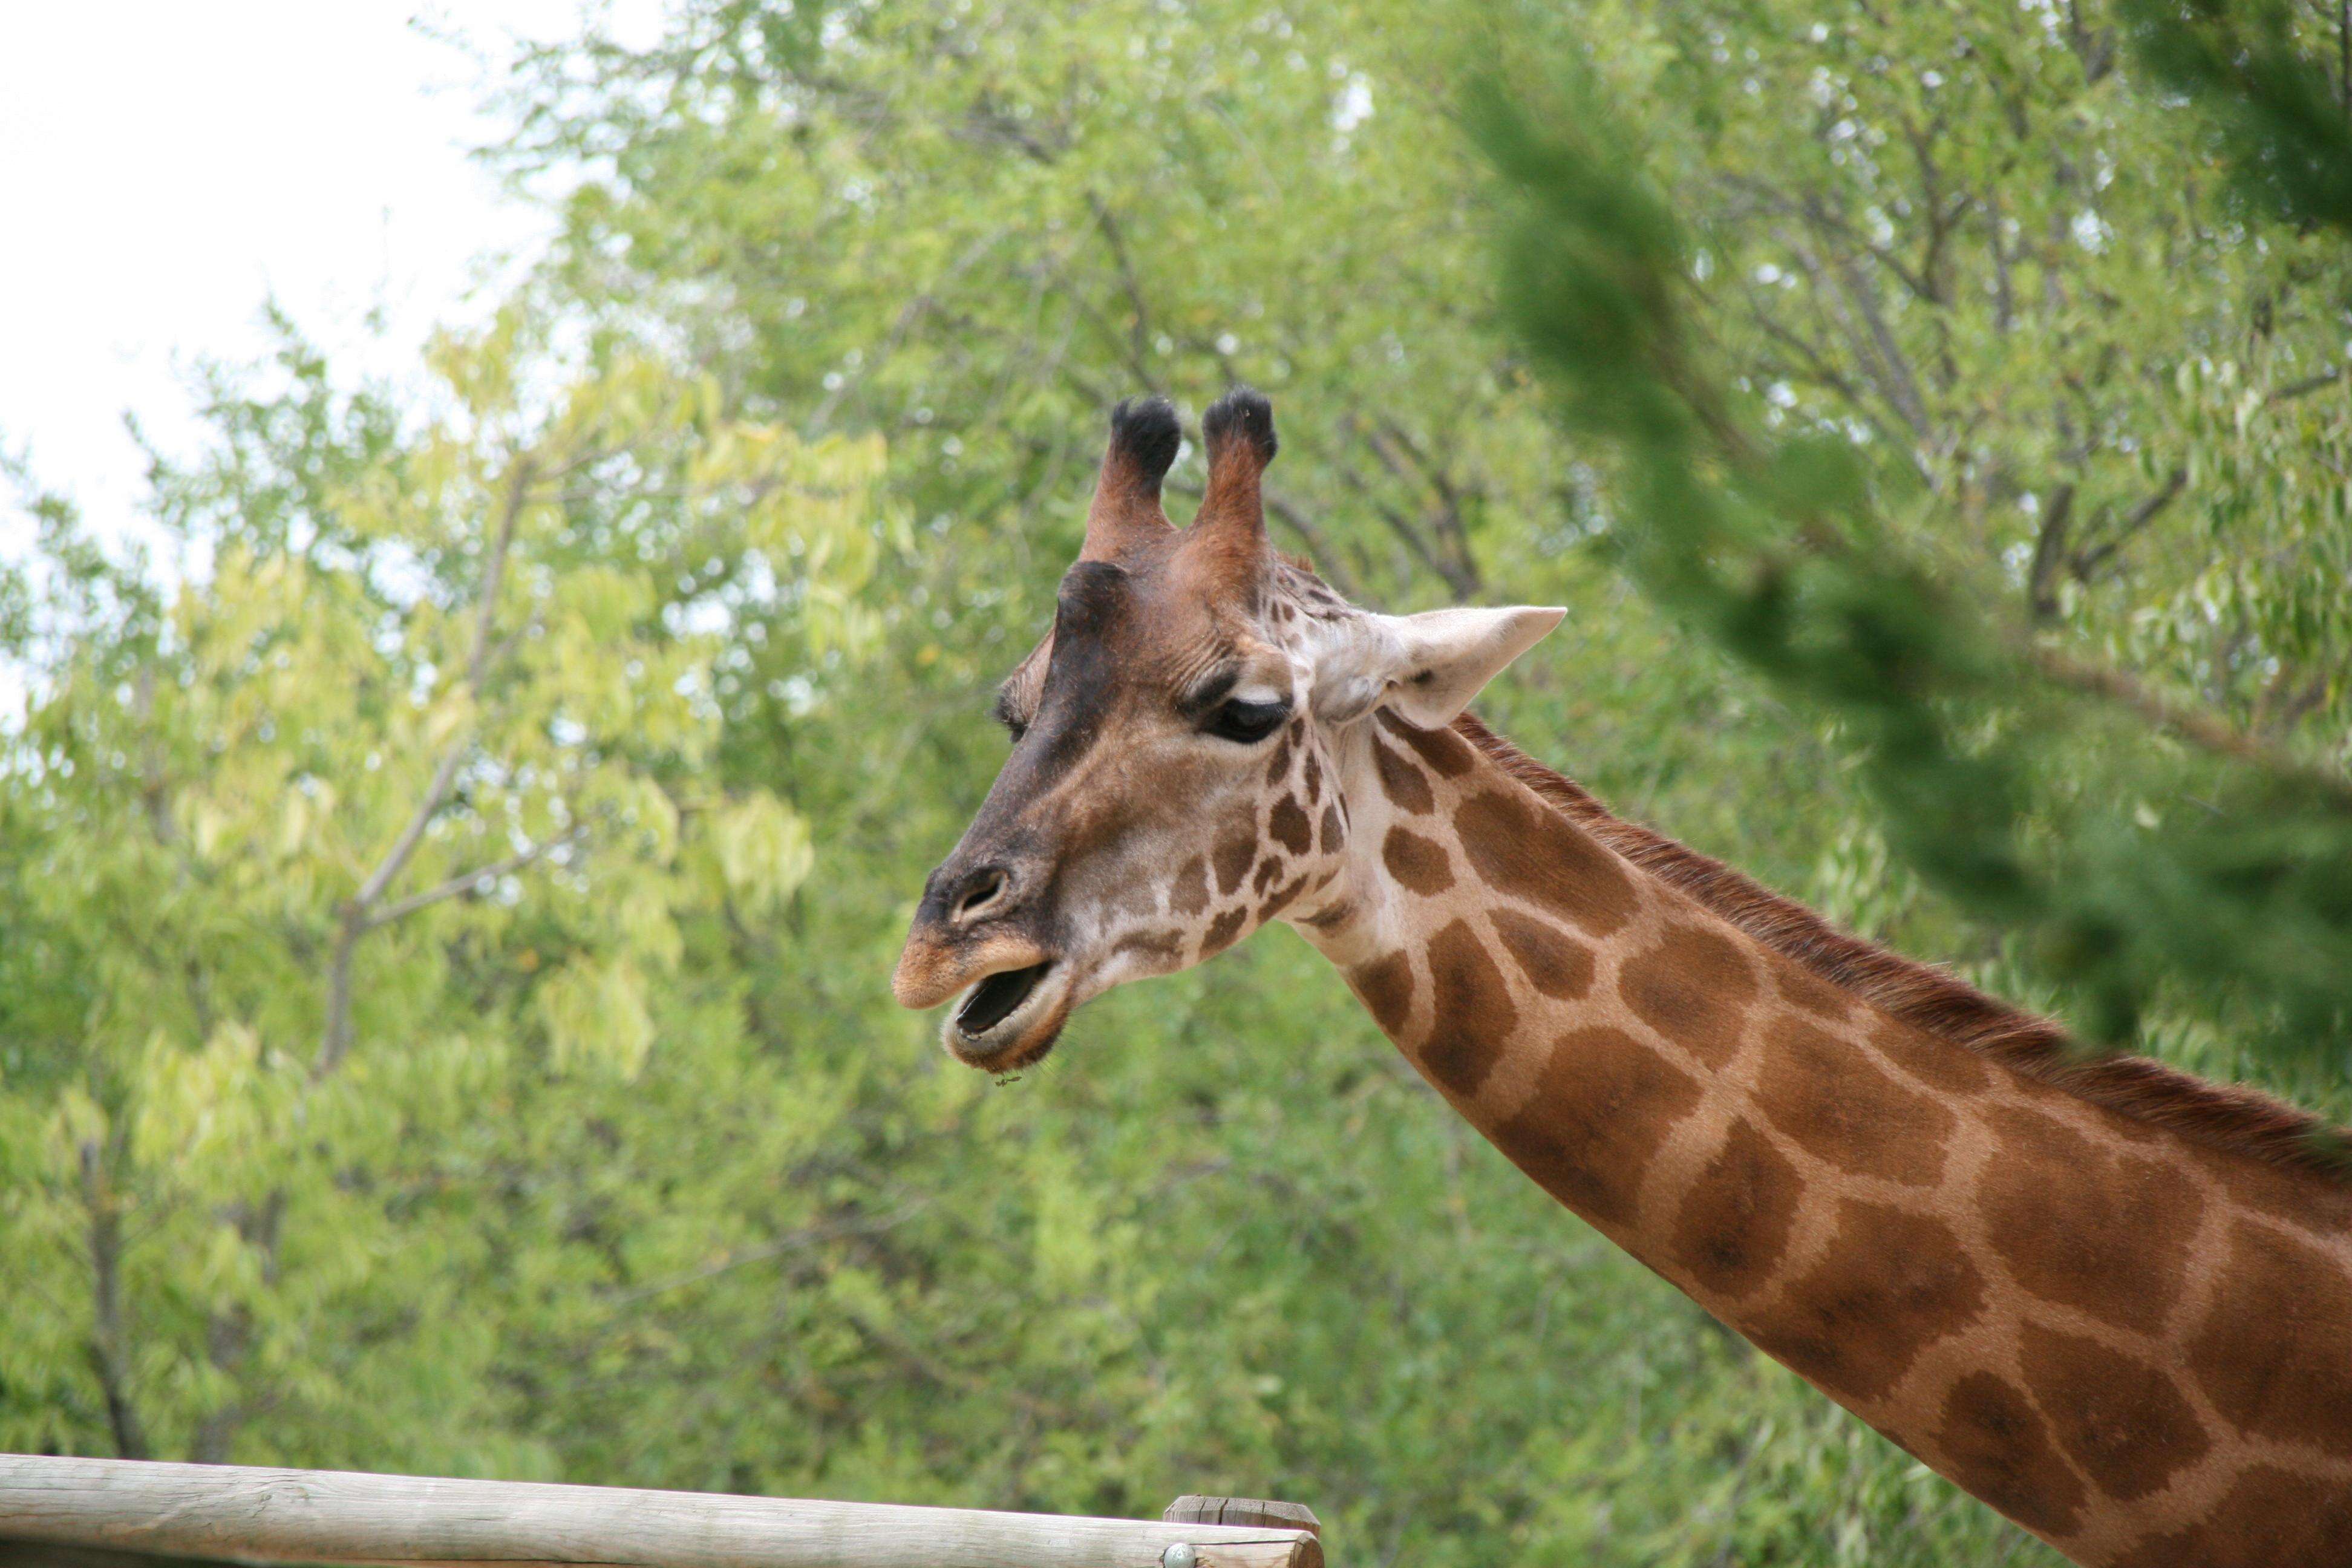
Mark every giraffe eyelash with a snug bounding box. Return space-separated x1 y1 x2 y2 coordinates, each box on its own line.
991 686 1028 741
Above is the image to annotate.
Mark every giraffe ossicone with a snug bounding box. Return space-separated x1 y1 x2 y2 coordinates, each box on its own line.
894 391 2352 1567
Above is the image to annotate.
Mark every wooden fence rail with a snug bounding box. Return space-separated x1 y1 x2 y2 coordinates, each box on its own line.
0 1458 1323 1568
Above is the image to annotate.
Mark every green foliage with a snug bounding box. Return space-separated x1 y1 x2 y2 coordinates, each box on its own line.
5 1 2352 1564
0 313 878 1466
1479 2 2352 1075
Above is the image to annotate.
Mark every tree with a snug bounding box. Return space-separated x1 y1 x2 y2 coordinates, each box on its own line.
0 313 876 1465
1477 0 2352 1087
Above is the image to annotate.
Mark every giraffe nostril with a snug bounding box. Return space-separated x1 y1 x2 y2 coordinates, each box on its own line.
953 866 1009 922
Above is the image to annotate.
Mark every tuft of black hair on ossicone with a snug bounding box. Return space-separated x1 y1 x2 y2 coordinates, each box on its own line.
1106 395 1182 489
1202 385 1278 465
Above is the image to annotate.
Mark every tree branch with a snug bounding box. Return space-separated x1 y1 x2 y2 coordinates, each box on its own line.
79 1139 149 1461
1082 192 1165 396
2073 466 2188 580
362 823 590 932
2031 645 2352 806
2026 482 2077 622
318 455 534 1080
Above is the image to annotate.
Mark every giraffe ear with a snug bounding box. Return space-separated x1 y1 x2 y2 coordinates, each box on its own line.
1313 606 1566 728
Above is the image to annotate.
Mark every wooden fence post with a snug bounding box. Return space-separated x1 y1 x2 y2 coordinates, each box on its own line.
0 1457 1323 1568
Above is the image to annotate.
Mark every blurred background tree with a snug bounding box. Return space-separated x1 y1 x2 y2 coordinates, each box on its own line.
1 1 2348 1564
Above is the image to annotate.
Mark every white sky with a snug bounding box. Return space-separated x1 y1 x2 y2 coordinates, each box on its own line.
0 1 664 552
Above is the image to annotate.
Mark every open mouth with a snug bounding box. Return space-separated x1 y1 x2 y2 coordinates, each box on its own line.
955 960 1053 1037
943 956 1073 1071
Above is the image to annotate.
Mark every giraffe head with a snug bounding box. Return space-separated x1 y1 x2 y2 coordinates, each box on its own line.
893 389 1562 1071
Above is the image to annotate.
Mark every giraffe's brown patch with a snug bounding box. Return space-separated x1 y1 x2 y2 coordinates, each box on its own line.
1454 788 1638 937
1773 963 1853 1021
1169 855 1211 918
2020 1322 2210 1501
1748 1200 1985 1404
1264 728 1295 784
1382 826 1454 896
2111 1463 2352 1568
1257 875 1307 923
1199 906 1249 959
1302 747 1322 803
1671 1117 1802 1300
2188 1217 2352 1457
2195 1146 2352 1238
1269 794 1315 856
1931 1372 2087 1538
1490 1026 1702 1227
1373 738 1435 815
1317 802 1345 855
1251 857 1284 895
1112 929 1183 967
1212 825 1258 897
1981 1104 2204 1335
1616 923 1759 1068
1380 708 1477 776
1867 1014 1993 1094
1752 1013 1955 1186
1351 950 1416 1036
1491 909 1594 1001
1421 918 1518 1097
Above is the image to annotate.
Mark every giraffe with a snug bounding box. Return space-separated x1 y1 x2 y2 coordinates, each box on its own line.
892 389 2352 1567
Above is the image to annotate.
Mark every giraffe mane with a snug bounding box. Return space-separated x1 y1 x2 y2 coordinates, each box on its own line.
1454 713 2352 1183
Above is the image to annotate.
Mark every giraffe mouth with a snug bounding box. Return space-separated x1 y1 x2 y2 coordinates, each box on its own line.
946 959 1068 1068
956 961 1052 1036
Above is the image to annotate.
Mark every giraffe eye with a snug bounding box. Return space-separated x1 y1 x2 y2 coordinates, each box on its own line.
1205 697 1289 744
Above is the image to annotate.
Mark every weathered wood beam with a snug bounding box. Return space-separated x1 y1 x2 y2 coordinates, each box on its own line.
0 1459 1322 1568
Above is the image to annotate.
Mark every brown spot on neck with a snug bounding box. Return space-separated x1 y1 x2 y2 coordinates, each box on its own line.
1979 1104 2204 1335
1372 734 1435 815
2187 1217 2352 1457
1453 786 1636 937
1617 921 1760 1068
1380 825 1454 895
1490 909 1594 1000
1751 1013 1956 1187
2020 1322 2210 1501
1379 708 1477 776
1747 1199 1986 1404
2111 1464 2352 1568
1670 1117 1800 1300
1932 1373 2088 1539
1420 919 1517 1097
1350 949 1415 1035
1487 1025 1702 1228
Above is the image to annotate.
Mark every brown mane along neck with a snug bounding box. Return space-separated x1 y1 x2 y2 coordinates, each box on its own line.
1451 712 2352 1183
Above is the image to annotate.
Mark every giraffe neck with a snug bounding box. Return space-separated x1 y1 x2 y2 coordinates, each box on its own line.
1285 710 2352 1567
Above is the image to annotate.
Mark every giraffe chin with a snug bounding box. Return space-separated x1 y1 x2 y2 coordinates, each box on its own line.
942 959 1074 1073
